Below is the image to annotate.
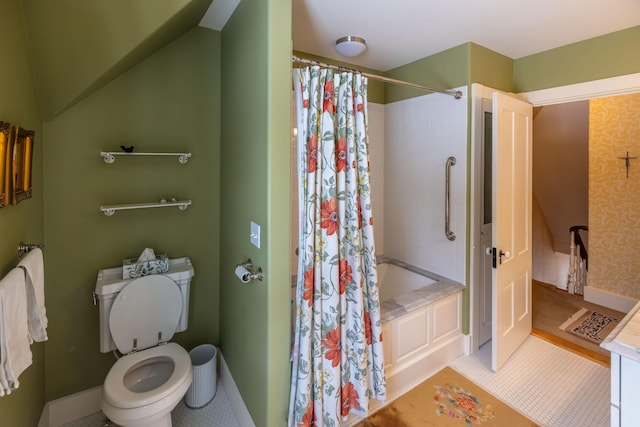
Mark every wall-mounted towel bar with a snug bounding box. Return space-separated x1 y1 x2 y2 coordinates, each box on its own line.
100 199 192 216
18 242 44 257
445 156 456 241
100 151 191 164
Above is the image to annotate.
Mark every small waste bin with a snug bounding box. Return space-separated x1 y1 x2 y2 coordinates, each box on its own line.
185 344 217 408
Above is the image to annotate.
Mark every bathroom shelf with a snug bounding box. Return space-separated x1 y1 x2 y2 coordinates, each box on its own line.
100 151 192 164
100 200 192 216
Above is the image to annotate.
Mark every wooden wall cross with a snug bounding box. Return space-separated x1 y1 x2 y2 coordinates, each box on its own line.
618 151 637 178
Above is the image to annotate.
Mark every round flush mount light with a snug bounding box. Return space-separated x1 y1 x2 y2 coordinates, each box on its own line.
335 36 367 57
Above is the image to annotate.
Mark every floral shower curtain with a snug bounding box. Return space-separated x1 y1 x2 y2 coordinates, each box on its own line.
288 66 386 426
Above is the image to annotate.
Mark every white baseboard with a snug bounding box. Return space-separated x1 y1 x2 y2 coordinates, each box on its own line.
219 352 255 427
38 385 103 427
463 333 472 356
584 285 638 313
38 348 254 427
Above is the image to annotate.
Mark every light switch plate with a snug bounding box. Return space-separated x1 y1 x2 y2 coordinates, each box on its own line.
250 221 261 248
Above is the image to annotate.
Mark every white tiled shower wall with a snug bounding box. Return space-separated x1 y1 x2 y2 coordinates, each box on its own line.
365 102 385 256
382 87 468 282
290 87 467 283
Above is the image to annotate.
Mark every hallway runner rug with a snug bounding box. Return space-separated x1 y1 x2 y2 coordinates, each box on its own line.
559 307 620 344
353 367 539 426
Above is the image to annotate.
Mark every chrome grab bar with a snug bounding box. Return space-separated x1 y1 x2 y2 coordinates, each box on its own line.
445 156 456 241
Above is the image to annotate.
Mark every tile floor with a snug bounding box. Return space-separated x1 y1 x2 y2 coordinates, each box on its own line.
64 336 611 427
63 382 240 427
450 336 610 427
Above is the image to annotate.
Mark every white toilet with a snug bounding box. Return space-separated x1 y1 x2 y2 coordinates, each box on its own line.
94 257 195 427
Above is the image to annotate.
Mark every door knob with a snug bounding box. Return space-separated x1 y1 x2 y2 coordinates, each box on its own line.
499 250 511 264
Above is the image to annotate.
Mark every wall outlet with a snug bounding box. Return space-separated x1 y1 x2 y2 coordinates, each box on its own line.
250 221 261 248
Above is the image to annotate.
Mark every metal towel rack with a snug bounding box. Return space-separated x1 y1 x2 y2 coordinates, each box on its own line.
18 242 44 257
100 151 191 164
445 156 456 241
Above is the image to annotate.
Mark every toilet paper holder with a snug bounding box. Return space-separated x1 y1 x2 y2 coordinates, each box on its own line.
235 259 264 283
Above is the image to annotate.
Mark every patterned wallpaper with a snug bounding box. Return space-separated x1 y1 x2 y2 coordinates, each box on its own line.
589 93 640 299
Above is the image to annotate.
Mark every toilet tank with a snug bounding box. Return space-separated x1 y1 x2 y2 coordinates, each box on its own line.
95 257 194 353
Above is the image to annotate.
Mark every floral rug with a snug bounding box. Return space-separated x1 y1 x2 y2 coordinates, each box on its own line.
354 367 539 426
559 307 620 344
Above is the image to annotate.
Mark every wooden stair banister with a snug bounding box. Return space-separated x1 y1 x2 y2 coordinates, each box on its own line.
568 225 588 295
570 225 588 270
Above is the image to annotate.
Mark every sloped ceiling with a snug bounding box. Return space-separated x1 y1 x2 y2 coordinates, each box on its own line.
199 0 241 30
533 101 589 253
21 0 214 120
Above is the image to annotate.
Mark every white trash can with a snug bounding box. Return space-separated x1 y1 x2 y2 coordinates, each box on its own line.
185 344 217 408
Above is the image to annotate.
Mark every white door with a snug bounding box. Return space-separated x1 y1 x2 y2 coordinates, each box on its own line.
491 91 533 371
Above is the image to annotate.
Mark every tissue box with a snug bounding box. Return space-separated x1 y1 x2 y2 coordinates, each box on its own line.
122 254 169 279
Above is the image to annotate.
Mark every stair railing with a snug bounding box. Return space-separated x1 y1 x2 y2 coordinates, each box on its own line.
568 225 588 295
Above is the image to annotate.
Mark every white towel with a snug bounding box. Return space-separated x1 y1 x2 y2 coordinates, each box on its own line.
0 268 32 392
0 296 8 396
17 248 47 342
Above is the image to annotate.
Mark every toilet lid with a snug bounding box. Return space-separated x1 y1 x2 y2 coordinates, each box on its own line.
109 275 182 354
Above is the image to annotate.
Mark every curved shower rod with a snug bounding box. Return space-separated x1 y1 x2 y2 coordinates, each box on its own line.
292 55 463 100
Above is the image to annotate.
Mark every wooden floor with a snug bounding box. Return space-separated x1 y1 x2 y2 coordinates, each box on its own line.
531 327 610 366
531 280 626 367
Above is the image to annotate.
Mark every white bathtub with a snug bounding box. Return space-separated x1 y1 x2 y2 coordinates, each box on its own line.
377 262 437 302
372 261 464 425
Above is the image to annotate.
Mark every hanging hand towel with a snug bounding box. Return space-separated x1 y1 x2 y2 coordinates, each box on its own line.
17 248 47 342
0 268 32 392
0 298 8 396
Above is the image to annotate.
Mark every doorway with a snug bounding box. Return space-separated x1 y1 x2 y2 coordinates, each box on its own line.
471 73 640 358
531 101 588 292
530 94 640 362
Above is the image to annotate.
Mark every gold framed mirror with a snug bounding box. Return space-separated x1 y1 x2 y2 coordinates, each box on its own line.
0 122 10 208
11 126 34 205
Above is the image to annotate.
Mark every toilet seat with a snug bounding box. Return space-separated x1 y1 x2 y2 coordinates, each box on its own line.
103 342 191 409
109 275 182 354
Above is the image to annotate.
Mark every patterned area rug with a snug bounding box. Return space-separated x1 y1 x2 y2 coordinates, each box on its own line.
559 307 620 344
354 367 538 426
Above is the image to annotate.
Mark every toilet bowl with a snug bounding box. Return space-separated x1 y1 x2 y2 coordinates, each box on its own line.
94 258 196 427
102 343 193 427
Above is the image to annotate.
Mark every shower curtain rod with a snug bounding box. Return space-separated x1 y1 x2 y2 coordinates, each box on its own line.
292 55 463 100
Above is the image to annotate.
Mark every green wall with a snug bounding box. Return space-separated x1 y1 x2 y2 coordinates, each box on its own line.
385 42 515 103
514 25 640 92
22 0 212 120
41 27 221 400
385 44 470 103
220 0 292 425
0 1 44 425
469 43 514 93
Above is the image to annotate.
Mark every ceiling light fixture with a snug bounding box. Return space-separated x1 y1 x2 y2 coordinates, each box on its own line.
335 36 367 57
